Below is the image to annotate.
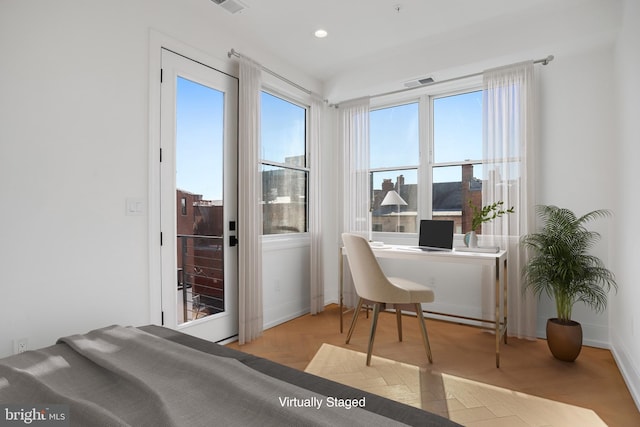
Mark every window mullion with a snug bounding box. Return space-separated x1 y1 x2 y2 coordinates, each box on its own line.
369 165 418 173
432 160 482 168
260 159 309 173
422 95 433 219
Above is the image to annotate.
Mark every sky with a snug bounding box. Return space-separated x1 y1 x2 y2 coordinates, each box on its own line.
175 77 224 201
433 90 483 164
260 92 306 165
370 102 419 169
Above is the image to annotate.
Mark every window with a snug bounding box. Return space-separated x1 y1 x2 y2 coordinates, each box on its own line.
370 102 419 233
369 87 482 235
180 197 187 215
260 91 308 234
431 90 483 234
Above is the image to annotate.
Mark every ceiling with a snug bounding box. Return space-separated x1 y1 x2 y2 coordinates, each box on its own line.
210 0 621 98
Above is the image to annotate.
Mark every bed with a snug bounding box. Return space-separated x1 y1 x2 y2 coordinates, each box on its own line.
0 325 460 426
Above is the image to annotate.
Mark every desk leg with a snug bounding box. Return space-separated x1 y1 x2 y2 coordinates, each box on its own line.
495 258 500 368
339 247 344 333
504 259 508 345
494 257 509 368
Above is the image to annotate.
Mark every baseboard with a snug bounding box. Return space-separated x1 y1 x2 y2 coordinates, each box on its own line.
610 330 640 411
263 308 309 331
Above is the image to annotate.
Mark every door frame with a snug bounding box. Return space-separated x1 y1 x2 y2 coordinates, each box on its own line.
148 32 238 328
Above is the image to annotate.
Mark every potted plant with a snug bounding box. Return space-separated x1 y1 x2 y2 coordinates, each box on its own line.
465 200 514 247
521 205 617 361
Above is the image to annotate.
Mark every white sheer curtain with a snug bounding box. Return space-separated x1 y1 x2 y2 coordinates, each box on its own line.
237 56 263 344
340 98 370 307
309 98 325 314
482 61 537 339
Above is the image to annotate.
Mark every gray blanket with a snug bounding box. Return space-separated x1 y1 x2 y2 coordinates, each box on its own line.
0 326 409 426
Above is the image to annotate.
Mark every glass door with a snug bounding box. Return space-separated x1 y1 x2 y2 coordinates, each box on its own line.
160 49 238 342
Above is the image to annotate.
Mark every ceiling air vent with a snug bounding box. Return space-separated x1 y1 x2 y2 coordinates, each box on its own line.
403 76 435 88
211 0 246 14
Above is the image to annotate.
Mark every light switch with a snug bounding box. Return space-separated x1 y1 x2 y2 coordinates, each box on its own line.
126 198 145 216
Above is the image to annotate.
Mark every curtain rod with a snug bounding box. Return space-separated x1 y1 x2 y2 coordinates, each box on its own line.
228 48 322 100
332 54 554 107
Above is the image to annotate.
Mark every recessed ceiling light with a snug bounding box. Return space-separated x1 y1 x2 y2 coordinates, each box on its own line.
314 29 328 38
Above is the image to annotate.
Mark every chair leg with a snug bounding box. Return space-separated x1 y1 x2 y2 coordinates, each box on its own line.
346 298 364 344
415 303 433 363
396 306 403 342
366 303 381 366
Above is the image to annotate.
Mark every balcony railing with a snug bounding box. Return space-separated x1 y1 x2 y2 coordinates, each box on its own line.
177 234 224 324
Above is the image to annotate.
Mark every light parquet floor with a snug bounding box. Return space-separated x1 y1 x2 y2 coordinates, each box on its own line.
227 304 640 426
306 343 606 427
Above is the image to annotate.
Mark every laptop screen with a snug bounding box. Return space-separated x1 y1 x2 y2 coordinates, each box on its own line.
418 220 454 250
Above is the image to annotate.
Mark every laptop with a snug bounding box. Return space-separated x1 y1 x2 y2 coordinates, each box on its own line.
416 219 454 251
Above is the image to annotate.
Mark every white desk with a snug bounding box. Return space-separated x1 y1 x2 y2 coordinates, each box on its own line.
339 245 508 368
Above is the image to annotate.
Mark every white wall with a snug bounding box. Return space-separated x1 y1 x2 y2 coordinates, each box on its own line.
611 0 640 408
537 44 617 347
262 236 310 329
0 0 321 357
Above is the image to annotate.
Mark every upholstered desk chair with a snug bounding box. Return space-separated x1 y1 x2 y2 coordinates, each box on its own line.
342 233 435 366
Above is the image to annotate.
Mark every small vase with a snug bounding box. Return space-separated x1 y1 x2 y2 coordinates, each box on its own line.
464 231 478 248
